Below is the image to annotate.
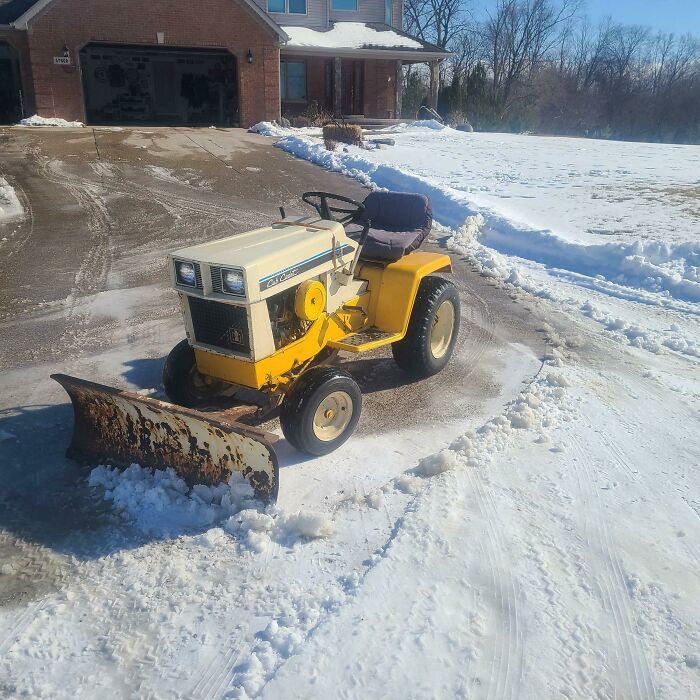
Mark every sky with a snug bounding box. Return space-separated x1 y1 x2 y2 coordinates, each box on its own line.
584 0 700 36
473 0 700 36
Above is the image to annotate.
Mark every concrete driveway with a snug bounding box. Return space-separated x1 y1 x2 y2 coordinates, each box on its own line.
0 126 544 607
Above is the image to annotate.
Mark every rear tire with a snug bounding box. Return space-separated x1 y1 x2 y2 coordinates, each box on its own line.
162 339 224 407
391 276 460 378
280 367 362 456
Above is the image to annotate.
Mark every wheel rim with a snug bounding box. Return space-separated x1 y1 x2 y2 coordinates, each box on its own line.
430 300 455 359
312 391 354 442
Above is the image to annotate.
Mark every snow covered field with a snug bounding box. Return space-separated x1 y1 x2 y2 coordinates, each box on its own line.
2 125 699 699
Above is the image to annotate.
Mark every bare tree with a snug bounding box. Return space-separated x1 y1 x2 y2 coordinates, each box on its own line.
404 0 468 49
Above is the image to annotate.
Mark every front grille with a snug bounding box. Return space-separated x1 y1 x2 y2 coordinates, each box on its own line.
210 265 223 294
188 296 251 355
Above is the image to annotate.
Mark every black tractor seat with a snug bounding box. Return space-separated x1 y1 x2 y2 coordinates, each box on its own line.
344 191 433 263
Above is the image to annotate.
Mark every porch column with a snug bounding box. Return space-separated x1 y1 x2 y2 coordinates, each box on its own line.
428 59 440 110
333 56 342 115
395 60 403 118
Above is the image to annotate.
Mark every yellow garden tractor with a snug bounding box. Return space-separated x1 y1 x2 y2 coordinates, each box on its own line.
54 191 459 501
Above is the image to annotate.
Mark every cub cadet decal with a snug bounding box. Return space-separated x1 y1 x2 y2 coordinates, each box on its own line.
260 245 353 291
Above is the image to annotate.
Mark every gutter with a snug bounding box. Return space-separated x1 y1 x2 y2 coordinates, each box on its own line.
280 46 451 61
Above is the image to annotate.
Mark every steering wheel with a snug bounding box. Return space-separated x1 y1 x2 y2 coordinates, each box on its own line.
302 192 365 224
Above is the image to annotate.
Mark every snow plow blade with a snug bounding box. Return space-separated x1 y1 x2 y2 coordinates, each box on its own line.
52 373 279 501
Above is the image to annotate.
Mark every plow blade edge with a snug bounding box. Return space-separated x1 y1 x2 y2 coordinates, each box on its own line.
52 373 279 501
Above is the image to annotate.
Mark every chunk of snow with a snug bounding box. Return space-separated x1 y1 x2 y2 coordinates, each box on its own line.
0 178 23 223
279 510 335 539
415 450 460 477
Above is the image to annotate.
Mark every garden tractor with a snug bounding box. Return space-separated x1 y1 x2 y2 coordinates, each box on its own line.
54 191 460 501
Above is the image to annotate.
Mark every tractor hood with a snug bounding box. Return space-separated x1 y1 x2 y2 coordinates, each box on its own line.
168 216 357 303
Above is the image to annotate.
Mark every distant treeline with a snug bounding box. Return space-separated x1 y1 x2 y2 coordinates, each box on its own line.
402 0 700 143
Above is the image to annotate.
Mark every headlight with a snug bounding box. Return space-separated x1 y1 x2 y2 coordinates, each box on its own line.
175 260 196 287
221 268 245 296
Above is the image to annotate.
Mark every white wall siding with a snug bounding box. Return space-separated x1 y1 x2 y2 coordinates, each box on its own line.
252 0 328 27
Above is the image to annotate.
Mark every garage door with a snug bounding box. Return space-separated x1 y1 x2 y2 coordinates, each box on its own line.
80 44 239 126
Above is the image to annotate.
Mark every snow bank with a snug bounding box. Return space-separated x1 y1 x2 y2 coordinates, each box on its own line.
89 464 335 548
256 128 700 305
0 177 23 222
19 114 84 128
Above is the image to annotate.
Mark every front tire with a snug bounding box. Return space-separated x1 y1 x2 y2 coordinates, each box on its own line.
162 339 224 407
280 367 362 456
392 276 460 378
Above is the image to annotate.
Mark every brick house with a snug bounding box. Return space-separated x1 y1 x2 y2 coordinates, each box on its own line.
0 0 447 127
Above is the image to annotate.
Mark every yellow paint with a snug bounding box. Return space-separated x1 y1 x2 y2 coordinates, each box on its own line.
357 252 452 334
195 295 369 390
194 252 452 391
294 280 326 321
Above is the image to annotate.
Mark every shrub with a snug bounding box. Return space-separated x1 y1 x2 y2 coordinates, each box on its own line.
324 138 338 151
300 100 332 127
322 123 363 146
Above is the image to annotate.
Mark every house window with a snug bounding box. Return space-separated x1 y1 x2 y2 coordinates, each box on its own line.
281 60 306 100
331 0 358 10
268 0 306 13
385 0 392 23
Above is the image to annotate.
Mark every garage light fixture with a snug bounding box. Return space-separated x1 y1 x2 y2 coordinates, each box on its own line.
247 49 253 64
62 44 70 58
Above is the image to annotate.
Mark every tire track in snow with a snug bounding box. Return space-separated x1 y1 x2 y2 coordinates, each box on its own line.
38 159 113 361
569 433 658 699
463 467 523 700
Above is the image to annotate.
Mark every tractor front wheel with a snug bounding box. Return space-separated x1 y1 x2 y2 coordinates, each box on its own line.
392 276 460 378
162 339 225 408
280 367 362 455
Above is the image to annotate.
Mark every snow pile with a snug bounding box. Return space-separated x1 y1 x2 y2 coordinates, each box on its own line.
0 177 24 222
88 464 334 548
19 114 84 128
282 22 423 50
249 121 322 138
257 127 700 306
394 366 571 496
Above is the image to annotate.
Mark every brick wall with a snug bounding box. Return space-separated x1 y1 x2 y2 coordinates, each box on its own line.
25 0 281 126
0 29 36 116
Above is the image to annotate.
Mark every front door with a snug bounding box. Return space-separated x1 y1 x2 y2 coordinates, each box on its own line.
341 59 363 115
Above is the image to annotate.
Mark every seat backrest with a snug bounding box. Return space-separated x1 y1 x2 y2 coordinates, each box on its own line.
360 192 432 234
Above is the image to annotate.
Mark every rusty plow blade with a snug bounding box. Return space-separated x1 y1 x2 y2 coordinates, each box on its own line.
52 373 279 501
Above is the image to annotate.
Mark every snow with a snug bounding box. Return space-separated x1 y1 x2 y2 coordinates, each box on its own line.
260 124 700 305
0 177 23 222
88 464 335 549
3 126 700 698
19 114 85 128
281 22 423 50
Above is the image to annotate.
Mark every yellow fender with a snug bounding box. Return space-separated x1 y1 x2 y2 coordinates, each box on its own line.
358 252 452 335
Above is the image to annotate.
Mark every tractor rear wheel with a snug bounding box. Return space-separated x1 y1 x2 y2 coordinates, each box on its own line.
280 367 362 455
392 276 460 378
162 339 225 408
